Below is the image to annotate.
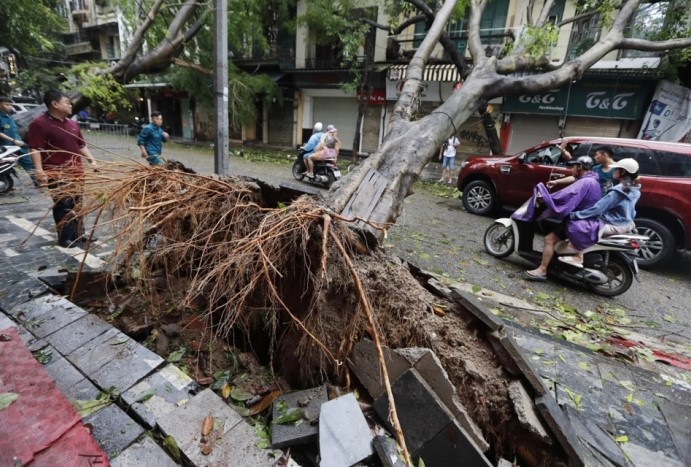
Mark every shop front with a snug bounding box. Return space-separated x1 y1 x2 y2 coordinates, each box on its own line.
502 79 654 154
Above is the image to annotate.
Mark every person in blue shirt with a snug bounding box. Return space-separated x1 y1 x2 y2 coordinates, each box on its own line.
301 122 323 172
0 95 36 185
558 158 641 268
137 111 169 166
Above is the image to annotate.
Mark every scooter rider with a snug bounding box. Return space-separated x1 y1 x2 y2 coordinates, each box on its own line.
519 155 601 280
301 122 323 175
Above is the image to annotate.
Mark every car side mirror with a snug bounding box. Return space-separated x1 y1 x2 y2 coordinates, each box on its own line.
518 153 526 163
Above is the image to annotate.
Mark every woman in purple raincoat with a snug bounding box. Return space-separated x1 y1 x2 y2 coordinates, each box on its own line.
517 156 601 280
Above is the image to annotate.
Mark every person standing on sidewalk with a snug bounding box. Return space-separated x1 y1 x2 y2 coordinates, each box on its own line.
27 90 99 248
137 111 169 166
0 96 36 186
438 134 460 184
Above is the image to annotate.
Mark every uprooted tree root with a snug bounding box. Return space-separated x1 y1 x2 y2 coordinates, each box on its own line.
48 160 568 465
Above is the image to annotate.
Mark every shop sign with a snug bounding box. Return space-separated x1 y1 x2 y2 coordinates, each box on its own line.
356 88 386 105
503 80 652 119
386 80 454 102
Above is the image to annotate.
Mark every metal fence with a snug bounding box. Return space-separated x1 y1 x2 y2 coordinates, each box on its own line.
78 122 135 159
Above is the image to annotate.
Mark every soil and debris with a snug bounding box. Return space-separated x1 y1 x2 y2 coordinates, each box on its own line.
61 161 570 465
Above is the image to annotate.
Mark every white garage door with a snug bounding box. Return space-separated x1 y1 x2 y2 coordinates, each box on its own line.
313 97 358 151
506 115 561 154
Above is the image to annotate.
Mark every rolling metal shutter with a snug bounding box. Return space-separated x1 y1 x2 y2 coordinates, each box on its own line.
314 97 359 151
506 115 561 154
563 117 622 138
267 95 295 147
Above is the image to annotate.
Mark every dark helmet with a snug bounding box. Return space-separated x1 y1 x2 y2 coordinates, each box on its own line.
566 155 594 170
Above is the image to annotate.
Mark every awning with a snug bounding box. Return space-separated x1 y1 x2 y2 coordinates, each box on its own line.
388 63 461 82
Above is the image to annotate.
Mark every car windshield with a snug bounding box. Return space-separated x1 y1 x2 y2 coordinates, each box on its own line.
524 143 584 166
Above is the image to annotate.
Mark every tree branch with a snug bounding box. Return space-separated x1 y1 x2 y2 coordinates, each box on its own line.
618 37 691 50
171 57 212 75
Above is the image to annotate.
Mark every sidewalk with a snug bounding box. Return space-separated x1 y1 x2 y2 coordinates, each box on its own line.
1 166 689 466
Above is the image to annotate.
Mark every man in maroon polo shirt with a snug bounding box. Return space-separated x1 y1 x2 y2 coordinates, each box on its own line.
28 90 98 248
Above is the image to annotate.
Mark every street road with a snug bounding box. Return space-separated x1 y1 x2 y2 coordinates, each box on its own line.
84 133 691 347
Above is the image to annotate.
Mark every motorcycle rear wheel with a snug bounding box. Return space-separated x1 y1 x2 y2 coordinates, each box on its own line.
324 171 335 188
291 161 305 181
484 222 514 258
0 172 14 194
587 255 633 297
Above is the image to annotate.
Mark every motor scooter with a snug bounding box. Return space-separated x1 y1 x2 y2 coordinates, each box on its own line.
291 146 341 188
483 198 648 296
0 145 23 194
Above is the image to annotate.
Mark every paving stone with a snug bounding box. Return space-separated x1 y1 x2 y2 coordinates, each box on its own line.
271 385 329 448
7 293 66 320
406 348 489 452
657 400 691 466
450 287 504 331
488 328 549 396
415 419 493 466
373 435 406 467
89 338 164 393
0 312 16 330
349 339 411 400
83 403 144 458
535 394 586 467
563 405 628 467
110 436 178 467
508 380 551 443
44 356 89 394
45 312 112 355
65 327 128 375
0 267 49 311
158 388 277 467
619 442 685 467
27 301 87 339
64 376 102 403
319 393 373 467
373 368 455 455
28 266 67 293
121 364 200 429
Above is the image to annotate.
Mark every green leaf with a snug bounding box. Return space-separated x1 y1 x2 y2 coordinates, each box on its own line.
577 361 590 371
230 387 254 402
167 347 186 363
662 315 677 323
272 407 304 425
135 388 156 403
0 393 19 411
614 435 628 443
471 285 482 294
163 435 181 461
625 393 634 402
619 380 636 392
110 336 129 346
71 397 110 418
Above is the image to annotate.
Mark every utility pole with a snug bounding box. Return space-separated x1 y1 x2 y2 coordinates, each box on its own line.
214 0 229 175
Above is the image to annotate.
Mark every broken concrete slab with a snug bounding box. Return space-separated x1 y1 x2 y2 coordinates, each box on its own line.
619 441 685 467
563 405 628 467
487 328 549 396
121 364 200 429
535 394 586 467
271 385 329 448
44 312 111 355
83 402 145 458
415 419 493 466
110 436 178 467
318 393 373 467
158 388 277 466
26 301 86 339
7 293 70 321
373 368 487 459
657 400 691 466
450 287 504 332
508 380 551 443
373 436 406 467
65 327 130 375
0 267 49 311
349 339 410 400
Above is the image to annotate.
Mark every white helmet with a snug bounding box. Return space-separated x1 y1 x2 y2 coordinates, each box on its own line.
610 158 639 175
313 122 323 132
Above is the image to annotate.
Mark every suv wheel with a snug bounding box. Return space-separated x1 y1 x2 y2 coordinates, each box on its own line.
462 180 496 215
634 218 675 269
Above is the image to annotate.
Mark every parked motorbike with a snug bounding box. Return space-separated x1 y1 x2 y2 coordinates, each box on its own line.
291 146 341 188
128 116 147 136
0 145 22 194
483 198 648 296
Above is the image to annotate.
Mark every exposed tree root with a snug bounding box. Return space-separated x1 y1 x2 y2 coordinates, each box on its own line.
43 161 568 465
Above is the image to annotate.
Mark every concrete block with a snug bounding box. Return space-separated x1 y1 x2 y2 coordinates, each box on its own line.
44 356 87 393
0 269 49 312
0 312 15 330
83 403 144 458
8 294 67 321
619 441 685 467
121 364 200 429
64 376 102 404
373 436 406 467
319 393 373 467
110 436 178 467
373 368 455 454
27 301 86 338
535 394 586 467
508 380 551 443
416 420 493 466
45 312 111 355
89 339 164 393
489 329 549 396
158 388 277 467
407 348 489 452
349 339 411 400
450 287 504 331
271 385 329 448
563 405 628 467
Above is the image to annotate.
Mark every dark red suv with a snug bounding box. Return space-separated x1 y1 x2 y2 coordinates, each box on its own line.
456 137 691 268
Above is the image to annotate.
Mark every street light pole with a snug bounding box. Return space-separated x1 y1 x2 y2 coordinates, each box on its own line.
214 0 229 175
